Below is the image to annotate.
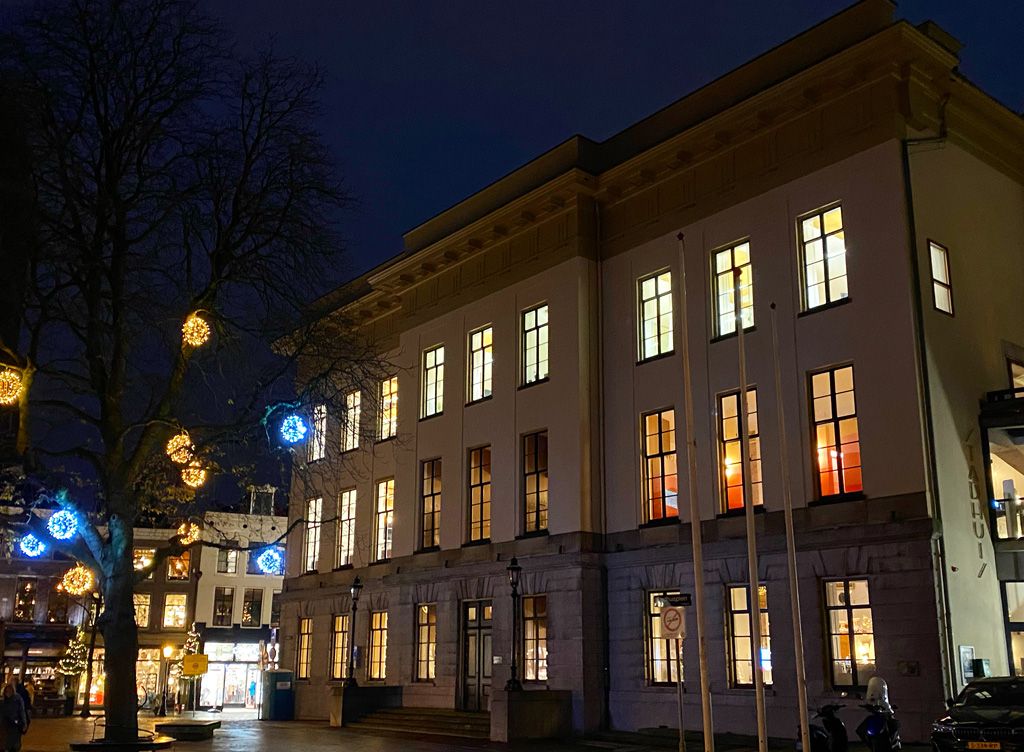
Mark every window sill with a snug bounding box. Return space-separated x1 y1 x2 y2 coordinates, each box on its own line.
808 492 866 507
419 412 444 423
371 558 391 565
636 350 676 367
332 563 354 572
709 326 757 344
340 446 359 455
375 436 396 445
648 682 686 690
415 545 441 555
716 505 767 519
462 539 491 548
516 529 549 540
466 395 494 407
518 377 550 391
797 296 852 318
640 516 680 529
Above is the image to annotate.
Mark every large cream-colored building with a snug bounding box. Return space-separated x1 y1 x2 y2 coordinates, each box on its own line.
279 0 1024 741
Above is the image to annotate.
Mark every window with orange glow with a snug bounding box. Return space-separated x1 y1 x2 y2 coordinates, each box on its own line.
810 365 862 497
719 389 762 512
642 409 678 521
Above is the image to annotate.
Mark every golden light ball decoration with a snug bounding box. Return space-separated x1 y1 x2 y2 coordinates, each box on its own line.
181 461 207 489
165 431 194 464
0 369 23 406
181 313 211 348
60 563 95 596
177 521 202 545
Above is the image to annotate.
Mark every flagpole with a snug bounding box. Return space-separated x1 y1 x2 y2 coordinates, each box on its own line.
734 268 767 752
676 233 714 752
771 301 810 752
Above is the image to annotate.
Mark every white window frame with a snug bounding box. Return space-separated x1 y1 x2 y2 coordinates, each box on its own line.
378 376 398 440
308 403 327 462
521 304 549 385
336 489 356 568
929 240 953 315
342 390 360 451
713 240 754 336
421 345 445 418
799 204 848 310
468 326 493 403
303 497 322 572
374 479 394 562
638 270 674 361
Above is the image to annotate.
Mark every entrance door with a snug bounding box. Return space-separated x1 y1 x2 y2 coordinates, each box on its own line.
460 600 492 711
223 663 247 706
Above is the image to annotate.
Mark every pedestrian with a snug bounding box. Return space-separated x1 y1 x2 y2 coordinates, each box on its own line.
1 684 27 752
10 683 29 726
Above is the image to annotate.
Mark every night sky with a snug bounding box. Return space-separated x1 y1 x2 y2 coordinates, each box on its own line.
204 0 1024 284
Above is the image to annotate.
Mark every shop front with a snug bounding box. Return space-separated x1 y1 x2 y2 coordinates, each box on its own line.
199 641 262 709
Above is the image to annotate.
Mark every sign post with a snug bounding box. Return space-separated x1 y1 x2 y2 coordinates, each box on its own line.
659 597 689 752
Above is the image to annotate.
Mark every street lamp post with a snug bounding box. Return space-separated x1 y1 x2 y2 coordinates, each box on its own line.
344 577 362 687
157 645 173 717
505 557 522 691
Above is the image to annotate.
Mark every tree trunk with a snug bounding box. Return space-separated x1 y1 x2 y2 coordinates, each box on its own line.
99 517 139 742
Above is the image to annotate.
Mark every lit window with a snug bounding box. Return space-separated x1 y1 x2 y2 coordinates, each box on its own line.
468 326 494 402
47 581 69 623
342 390 361 451
810 365 862 497
647 590 682 684
824 579 875 687
303 497 323 571
163 593 188 629
13 578 35 622
336 489 356 567
374 479 394 561
522 304 549 384
369 610 388 680
378 376 398 440
1011 360 1024 390
523 595 548 682
167 550 191 581
242 588 263 627
642 409 678 521
416 604 437 681
422 345 444 417
133 547 155 580
523 431 548 533
638 271 674 360
331 614 350 680
308 403 327 462
420 460 441 550
297 617 312 679
800 205 848 309
213 587 233 626
727 584 772 687
217 549 237 574
929 241 953 315
468 446 492 542
718 389 762 512
1004 583 1024 675
713 241 754 336
133 593 151 628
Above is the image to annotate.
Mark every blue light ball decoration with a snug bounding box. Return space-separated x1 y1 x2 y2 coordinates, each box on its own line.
19 534 46 558
279 413 308 445
47 510 78 541
256 547 284 575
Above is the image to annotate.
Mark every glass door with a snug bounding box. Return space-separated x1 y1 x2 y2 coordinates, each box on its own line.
200 663 225 708
223 663 247 706
244 665 261 709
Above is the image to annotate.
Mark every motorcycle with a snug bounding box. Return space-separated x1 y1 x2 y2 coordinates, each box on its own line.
856 677 901 752
797 704 848 752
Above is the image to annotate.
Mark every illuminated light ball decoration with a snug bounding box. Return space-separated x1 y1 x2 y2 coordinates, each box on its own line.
165 431 194 464
47 510 78 541
279 414 307 444
19 534 46 558
60 563 95 596
181 461 207 489
0 369 23 406
256 547 284 575
177 521 202 545
181 314 211 348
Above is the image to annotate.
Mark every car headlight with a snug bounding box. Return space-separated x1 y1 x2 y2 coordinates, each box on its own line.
932 723 955 735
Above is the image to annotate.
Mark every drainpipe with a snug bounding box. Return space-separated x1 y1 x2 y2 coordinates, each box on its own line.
900 115 957 701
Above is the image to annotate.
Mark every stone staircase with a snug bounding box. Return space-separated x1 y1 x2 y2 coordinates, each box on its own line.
345 706 491 740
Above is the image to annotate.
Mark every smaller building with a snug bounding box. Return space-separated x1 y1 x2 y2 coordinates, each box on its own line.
193 503 286 709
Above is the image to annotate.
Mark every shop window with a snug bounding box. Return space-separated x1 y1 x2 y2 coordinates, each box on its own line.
718 389 762 512
642 409 678 521
331 614 350 680
308 403 327 462
522 304 549 384
242 588 263 627
929 241 954 315
342 390 360 451
297 618 312 679
415 604 437 681
638 271 674 360
378 376 398 440
824 579 875 687
713 241 754 336
727 584 772 687
217 549 237 574
523 431 549 534
374 479 394 561
524 595 548 682
134 593 151 628
422 345 445 418
368 610 388 680
213 587 233 626
163 593 188 628
468 326 493 402
303 497 322 571
420 460 441 550
166 550 191 581
799 205 848 310
645 590 682 684
468 446 492 542
810 365 862 498
336 489 356 567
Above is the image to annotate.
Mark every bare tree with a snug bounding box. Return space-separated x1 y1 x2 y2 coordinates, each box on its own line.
0 0 379 741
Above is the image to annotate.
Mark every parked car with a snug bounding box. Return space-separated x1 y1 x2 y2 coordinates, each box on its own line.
933 678 1024 752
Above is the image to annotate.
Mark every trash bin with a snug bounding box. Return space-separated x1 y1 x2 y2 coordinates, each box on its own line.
259 670 295 721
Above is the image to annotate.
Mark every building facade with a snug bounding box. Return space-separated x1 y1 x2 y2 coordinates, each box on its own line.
279 0 1024 741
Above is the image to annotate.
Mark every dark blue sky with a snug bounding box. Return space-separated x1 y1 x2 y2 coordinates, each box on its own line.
208 0 1024 281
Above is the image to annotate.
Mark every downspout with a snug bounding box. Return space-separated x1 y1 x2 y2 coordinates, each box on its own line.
594 199 612 732
899 99 957 700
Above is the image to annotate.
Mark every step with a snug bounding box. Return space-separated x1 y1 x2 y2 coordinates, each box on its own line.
348 707 491 739
352 715 489 731
346 720 491 739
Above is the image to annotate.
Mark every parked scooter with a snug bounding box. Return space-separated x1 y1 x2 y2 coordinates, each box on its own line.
796 704 848 752
856 677 901 752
